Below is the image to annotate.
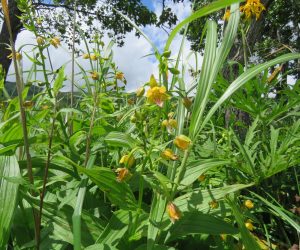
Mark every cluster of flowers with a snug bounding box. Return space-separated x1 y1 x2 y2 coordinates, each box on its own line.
223 0 266 21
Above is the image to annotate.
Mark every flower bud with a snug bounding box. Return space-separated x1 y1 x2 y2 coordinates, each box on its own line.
116 71 124 80
119 154 135 168
136 87 145 97
168 119 177 129
36 36 45 45
245 220 254 231
116 168 131 182
209 200 219 209
162 50 171 58
174 135 191 150
90 54 98 61
244 200 254 209
167 202 181 222
161 120 169 127
183 97 193 109
198 174 206 182
82 53 90 59
149 74 158 88
50 37 61 48
90 71 99 80
161 148 178 161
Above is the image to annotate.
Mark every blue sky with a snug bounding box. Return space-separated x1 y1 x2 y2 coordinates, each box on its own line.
141 0 155 10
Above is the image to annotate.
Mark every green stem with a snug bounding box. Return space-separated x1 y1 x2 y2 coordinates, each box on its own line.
171 150 190 198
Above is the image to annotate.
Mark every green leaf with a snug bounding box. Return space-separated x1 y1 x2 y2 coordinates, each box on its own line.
73 156 96 250
189 4 240 139
179 159 231 190
95 210 137 246
174 183 253 213
53 66 65 95
0 155 20 248
165 212 238 243
251 192 300 232
228 198 260 250
79 167 137 210
105 131 139 148
200 53 300 133
147 193 167 250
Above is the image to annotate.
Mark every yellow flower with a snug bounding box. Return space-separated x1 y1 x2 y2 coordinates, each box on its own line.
161 148 178 161
50 37 61 48
198 174 206 182
82 53 90 59
174 135 191 151
90 54 98 61
136 87 145 97
209 200 219 209
119 154 135 168
116 71 124 80
244 200 254 209
36 36 44 45
223 9 231 21
167 202 181 222
240 0 266 20
245 220 254 231
146 86 169 107
116 168 131 182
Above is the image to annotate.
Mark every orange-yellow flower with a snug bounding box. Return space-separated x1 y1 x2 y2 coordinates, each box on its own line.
223 9 231 21
116 168 131 182
244 199 254 209
90 71 99 80
167 202 181 222
116 71 124 80
119 154 135 168
240 0 266 20
174 135 191 150
245 220 254 231
161 148 178 161
50 37 61 48
146 86 169 107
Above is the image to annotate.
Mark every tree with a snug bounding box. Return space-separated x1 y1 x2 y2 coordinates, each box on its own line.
0 0 180 79
186 0 299 78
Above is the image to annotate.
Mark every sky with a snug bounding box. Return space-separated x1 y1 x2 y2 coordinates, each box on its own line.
8 0 195 92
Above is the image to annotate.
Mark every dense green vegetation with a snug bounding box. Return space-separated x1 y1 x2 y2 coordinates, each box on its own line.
0 0 299 249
